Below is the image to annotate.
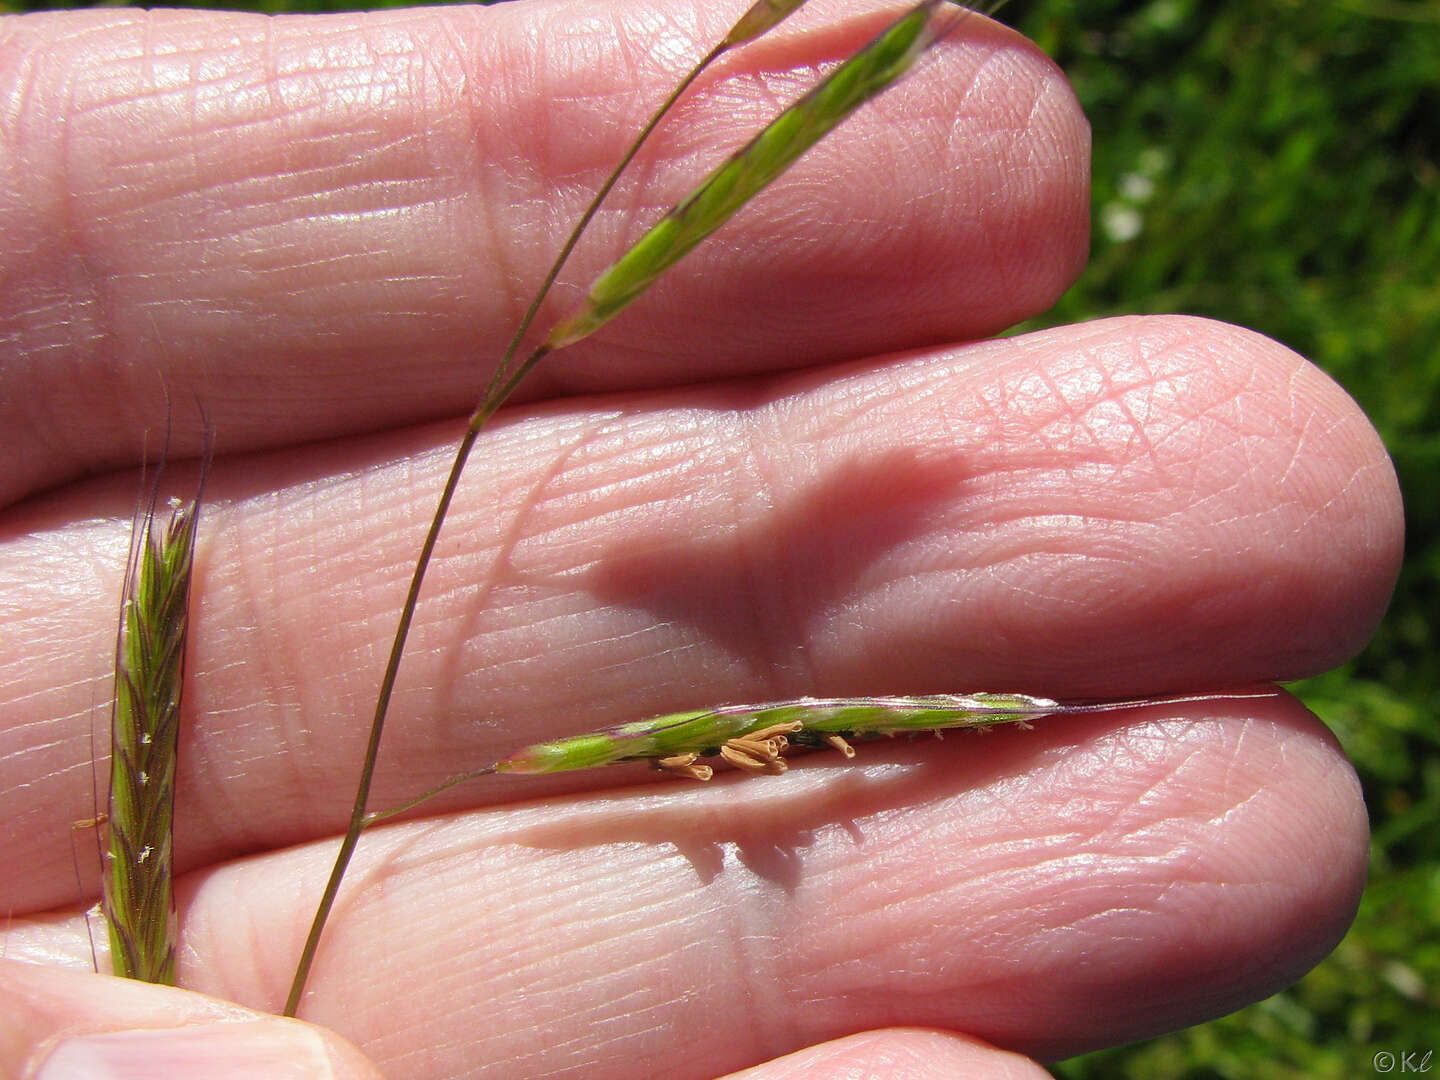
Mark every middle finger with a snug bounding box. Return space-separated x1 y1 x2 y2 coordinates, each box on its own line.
0 314 1399 911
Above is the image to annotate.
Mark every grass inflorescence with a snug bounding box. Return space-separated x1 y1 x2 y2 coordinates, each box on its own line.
360 689 1281 815
103 474 203 985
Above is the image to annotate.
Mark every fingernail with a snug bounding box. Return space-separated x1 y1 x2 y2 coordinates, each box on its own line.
37 1020 335 1080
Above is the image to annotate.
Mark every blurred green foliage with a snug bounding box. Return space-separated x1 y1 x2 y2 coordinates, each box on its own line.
3 0 1434 1075
1008 1 1440 1076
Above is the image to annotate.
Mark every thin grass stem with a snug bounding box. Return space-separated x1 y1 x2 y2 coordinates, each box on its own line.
285 0 823 1016
361 766 498 829
288 0 989 1015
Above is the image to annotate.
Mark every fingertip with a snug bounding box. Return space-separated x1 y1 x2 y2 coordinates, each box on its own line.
1 960 383 1080
720 1027 1052 1080
33 1022 383 1080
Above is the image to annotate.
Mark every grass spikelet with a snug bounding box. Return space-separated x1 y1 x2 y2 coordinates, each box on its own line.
544 0 945 350
103 476 202 985
482 0 812 412
724 0 811 47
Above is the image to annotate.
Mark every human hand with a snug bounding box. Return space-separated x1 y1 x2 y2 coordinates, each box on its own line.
0 1 1403 1077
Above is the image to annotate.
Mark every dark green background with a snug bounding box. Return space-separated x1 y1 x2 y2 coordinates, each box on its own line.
4 0 1435 1075
1015 4 1440 1076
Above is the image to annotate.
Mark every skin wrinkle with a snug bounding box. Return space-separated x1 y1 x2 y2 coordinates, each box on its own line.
1034 360 1144 473
710 786 811 1056
952 51 1074 291
1091 374 1169 487
515 412 714 550
54 70 131 478
734 412 817 699
854 39 1010 290
260 8 283 126
961 336 1278 552
523 0 756 237
1278 409 1330 506
95 18 474 312
477 865 688 1069
532 12 641 184
845 722 1195 914
835 835 1261 1048
420 412 626 723
186 508 327 853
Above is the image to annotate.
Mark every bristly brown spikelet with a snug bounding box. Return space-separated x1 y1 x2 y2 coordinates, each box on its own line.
103 480 202 985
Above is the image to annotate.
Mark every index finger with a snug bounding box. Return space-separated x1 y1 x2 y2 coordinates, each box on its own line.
0 0 1087 505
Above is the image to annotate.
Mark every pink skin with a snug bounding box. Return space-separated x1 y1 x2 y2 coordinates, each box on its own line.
0 1 1401 1078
